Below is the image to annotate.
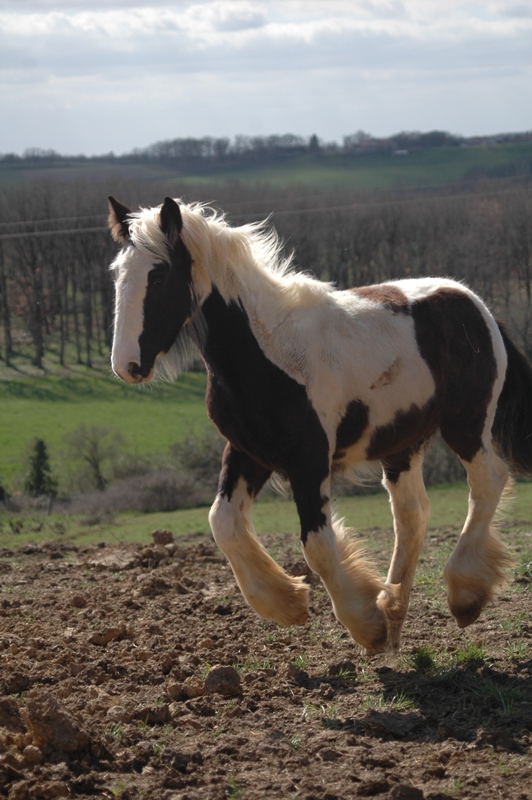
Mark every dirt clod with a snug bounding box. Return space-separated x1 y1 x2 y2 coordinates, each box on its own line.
24 693 89 754
0 699 25 732
152 529 174 545
389 785 425 799
21 746 43 766
203 665 242 697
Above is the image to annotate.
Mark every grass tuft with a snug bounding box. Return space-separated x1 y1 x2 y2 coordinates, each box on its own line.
408 645 438 673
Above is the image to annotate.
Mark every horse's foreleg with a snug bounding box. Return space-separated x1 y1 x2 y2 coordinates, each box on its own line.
444 445 511 627
209 444 309 626
381 452 431 650
292 472 389 654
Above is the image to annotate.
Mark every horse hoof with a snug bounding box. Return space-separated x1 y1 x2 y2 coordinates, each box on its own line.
350 609 388 654
448 595 485 628
451 604 483 628
362 643 387 657
268 606 309 627
284 607 310 626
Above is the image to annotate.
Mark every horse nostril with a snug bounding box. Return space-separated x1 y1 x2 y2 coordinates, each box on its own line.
127 361 141 378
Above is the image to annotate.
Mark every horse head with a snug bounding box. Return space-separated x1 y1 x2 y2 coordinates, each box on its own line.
108 196 194 384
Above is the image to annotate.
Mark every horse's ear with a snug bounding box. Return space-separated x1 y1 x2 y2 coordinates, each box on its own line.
159 197 183 246
108 196 131 243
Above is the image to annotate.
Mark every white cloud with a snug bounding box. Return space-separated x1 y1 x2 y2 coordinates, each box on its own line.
2 4 529 73
1 1 531 154
182 1 267 32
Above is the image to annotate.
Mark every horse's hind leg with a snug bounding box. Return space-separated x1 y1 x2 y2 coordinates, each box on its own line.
381 451 431 650
209 444 309 627
444 444 511 627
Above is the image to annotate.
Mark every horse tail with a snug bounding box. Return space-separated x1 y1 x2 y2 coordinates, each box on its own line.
492 321 532 476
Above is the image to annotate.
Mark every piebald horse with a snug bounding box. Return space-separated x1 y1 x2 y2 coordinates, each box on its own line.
108 195 532 653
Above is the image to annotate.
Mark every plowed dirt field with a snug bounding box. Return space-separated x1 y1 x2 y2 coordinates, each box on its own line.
0 525 530 800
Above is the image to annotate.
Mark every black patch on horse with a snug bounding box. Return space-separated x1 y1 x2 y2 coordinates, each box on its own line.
217 443 272 501
411 288 497 463
201 287 329 540
367 399 439 483
135 239 194 379
333 399 370 461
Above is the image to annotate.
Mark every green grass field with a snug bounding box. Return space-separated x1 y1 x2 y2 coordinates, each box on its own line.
180 142 532 190
0 369 210 486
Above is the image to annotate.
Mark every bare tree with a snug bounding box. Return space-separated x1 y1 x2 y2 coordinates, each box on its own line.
64 424 124 491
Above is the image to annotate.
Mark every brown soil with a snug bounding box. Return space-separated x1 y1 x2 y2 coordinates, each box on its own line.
0 527 530 800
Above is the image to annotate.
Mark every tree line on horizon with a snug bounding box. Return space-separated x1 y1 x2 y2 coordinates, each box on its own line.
2 128 532 167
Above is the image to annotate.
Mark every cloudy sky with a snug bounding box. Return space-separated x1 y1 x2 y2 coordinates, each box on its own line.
1 1 531 156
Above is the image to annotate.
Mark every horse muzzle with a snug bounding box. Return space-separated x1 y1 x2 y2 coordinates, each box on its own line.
113 360 155 384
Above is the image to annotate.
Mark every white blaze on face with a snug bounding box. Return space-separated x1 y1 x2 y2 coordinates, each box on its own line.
110 246 154 383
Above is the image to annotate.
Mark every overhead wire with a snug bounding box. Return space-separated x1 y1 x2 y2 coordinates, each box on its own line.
0 177 529 241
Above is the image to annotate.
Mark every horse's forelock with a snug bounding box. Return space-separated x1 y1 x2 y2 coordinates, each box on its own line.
127 205 172 262
126 200 220 265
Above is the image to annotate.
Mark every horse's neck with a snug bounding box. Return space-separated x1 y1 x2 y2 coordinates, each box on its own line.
202 257 290 338
198 265 331 387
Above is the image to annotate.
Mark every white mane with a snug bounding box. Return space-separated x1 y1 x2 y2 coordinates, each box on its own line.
127 198 332 309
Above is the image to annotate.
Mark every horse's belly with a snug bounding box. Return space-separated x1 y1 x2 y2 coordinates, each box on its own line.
329 350 437 468
332 438 372 468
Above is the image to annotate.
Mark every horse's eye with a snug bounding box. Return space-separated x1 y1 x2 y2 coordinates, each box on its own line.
149 271 166 288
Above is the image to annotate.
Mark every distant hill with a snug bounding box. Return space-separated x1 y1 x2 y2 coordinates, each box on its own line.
177 142 532 191
1 131 531 191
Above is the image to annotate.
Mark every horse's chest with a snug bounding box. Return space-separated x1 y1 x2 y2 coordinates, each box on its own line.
202 289 330 471
205 366 327 474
